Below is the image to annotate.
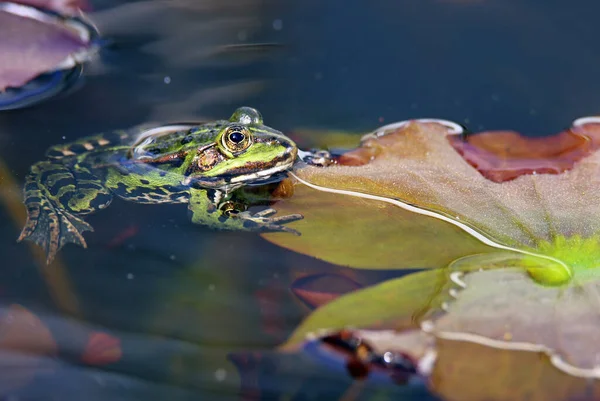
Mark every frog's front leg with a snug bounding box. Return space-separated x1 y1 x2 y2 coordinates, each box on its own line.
188 188 302 234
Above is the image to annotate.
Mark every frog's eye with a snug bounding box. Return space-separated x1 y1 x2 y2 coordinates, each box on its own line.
222 126 252 155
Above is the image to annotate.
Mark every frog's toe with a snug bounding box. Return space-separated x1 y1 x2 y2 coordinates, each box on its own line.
275 224 302 236
252 208 278 218
237 211 303 235
268 213 303 225
18 202 93 264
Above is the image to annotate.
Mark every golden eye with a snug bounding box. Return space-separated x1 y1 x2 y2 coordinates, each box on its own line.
222 126 252 154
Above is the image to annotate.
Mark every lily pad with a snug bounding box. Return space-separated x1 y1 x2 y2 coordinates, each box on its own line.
282 269 445 348
265 117 600 281
265 178 495 270
266 117 600 400
428 266 600 377
281 253 600 400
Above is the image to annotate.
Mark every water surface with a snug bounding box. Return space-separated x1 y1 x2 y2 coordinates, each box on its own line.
1 0 600 399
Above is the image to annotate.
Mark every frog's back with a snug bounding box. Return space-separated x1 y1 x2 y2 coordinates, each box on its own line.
45 130 133 161
128 121 227 161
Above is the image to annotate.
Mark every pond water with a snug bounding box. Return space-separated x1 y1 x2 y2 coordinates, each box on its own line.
1 0 600 400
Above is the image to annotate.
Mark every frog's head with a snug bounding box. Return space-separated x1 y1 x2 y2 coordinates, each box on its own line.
189 107 298 190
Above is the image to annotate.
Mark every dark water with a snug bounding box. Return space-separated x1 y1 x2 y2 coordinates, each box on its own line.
1 0 600 400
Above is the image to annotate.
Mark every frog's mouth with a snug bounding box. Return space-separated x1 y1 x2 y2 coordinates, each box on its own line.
185 147 297 191
229 160 294 184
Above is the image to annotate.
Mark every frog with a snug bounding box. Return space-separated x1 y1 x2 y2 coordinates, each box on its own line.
18 107 303 264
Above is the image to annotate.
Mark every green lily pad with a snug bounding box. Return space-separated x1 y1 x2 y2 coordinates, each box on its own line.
281 268 445 349
282 251 600 400
265 180 494 270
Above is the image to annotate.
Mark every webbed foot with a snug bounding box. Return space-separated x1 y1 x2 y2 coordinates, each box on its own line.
18 200 93 264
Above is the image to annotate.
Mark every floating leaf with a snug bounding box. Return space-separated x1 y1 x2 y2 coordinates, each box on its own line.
429 338 600 401
265 118 600 281
449 126 600 182
264 177 495 270
282 252 600 400
282 269 445 349
269 117 600 400
424 260 600 377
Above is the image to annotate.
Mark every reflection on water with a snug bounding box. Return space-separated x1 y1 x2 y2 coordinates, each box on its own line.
1 0 600 400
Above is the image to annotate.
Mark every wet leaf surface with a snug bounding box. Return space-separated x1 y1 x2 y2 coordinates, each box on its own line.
429 339 600 401
265 119 600 278
263 177 495 270
268 118 600 400
282 269 445 349
280 257 600 400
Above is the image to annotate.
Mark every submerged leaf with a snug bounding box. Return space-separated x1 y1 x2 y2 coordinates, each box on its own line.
291 273 363 309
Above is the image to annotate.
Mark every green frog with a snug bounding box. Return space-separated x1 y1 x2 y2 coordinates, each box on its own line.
18 107 302 263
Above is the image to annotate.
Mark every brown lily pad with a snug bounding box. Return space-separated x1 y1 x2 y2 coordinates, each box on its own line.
265 118 600 279
268 117 600 400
